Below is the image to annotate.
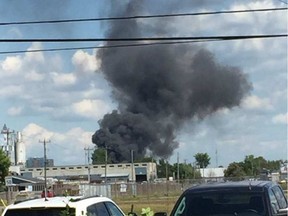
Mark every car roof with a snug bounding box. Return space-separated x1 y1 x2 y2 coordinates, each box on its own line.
6 196 114 210
185 180 275 193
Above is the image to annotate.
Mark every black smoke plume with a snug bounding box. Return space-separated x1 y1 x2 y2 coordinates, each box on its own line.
92 1 252 163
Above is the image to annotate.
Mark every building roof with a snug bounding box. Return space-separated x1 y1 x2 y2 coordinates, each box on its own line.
5 175 44 186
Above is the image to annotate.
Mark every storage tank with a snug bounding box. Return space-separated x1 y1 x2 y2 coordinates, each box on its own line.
16 132 26 166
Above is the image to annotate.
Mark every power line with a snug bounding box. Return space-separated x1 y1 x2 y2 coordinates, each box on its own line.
0 34 286 43
0 34 286 55
0 39 217 55
0 7 286 26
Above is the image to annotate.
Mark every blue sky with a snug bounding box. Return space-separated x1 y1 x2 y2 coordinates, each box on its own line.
0 0 287 167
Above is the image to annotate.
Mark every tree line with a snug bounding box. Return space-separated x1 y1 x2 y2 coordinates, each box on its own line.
92 148 285 180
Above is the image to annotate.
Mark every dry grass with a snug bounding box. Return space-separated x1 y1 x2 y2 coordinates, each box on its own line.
115 196 179 215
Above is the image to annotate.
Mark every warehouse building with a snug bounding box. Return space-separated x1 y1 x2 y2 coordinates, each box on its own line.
20 162 157 183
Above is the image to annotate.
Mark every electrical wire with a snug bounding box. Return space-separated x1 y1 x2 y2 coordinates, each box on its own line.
0 39 219 55
0 34 286 43
0 34 286 55
0 7 286 26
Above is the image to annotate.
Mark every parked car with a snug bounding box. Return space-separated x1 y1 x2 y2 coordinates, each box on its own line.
154 180 288 216
1 195 126 216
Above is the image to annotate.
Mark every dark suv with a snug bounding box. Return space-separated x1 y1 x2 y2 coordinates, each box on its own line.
155 181 288 216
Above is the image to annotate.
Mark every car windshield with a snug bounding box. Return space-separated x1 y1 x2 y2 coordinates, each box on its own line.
172 191 266 216
3 207 76 216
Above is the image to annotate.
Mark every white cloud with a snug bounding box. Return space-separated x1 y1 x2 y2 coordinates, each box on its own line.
72 99 112 120
22 123 94 165
24 70 45 81
1 56 22 74
72 50 100 73
272 113 288 124
51 72 76 86
0 43 112 121
241 95 273 110
25 42 45 63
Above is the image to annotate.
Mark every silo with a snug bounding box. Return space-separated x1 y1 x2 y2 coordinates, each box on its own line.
16 132 26 166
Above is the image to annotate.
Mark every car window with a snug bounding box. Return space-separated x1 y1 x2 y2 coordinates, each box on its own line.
272 186 287 209
105 201 125 216
87 202 110 216
268 189 279 214
171 192 266 216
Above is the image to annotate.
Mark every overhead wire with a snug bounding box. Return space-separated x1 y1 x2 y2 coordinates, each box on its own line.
0 34 286 43
0 7 286 55
0 7 286 26
0 39 219 55
0 34 286 55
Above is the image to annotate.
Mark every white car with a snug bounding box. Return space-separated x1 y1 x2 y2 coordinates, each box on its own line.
1 196 126 216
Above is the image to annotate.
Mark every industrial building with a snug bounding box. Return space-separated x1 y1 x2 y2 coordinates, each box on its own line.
20 162 157 183
26 157 54 168
0 124 26 166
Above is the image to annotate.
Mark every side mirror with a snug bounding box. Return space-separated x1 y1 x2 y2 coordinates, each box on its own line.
154 212 168 216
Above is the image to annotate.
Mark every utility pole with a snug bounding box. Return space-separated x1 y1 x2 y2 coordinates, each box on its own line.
105 145 107 184
39 139 50 201
215 142 218 167
131 150 134 182
84 147 94 183
177 152 180 183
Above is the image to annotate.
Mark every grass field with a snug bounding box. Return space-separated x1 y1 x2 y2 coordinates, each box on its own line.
115 195 179 215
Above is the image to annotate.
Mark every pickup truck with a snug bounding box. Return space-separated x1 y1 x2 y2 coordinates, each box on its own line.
154 180 288 216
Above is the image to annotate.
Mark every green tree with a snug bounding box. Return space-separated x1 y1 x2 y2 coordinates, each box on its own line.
171 162 198 180
0 149 10 188
134 156 155 163
92 148 111 164
224 162 246 179
242 155 282 176
194 153 210 168
157 159 173 179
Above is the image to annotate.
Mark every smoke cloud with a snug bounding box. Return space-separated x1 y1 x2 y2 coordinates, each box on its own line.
92 1 252 162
